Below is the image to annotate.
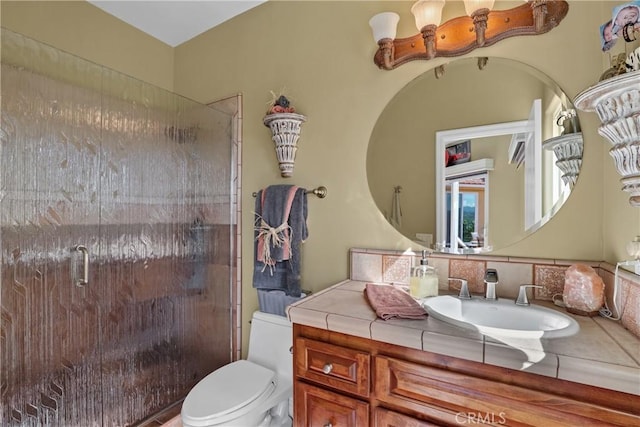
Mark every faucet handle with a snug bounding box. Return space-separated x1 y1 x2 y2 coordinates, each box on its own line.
516 285 543 306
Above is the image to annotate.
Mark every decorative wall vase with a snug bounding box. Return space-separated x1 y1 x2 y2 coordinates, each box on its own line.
263 112 306 177
542 133 583 187
574 71 640 206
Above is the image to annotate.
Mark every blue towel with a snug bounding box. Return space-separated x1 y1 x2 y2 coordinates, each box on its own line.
253 185 308 297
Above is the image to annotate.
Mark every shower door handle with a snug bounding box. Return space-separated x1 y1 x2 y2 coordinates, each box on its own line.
73 245 89 287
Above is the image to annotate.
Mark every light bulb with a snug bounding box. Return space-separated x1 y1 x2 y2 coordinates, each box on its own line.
411 0 445 31
463 0 495 16
369 12 400 42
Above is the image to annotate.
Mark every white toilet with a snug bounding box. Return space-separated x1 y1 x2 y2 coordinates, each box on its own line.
181 311 293 427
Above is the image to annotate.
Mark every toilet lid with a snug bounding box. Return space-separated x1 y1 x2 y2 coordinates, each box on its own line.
182 359 276 422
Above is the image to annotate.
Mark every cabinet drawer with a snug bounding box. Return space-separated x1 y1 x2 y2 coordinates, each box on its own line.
295 381 369 427
295 337 370 398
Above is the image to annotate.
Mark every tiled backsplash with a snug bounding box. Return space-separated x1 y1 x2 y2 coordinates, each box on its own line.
350 248 640 339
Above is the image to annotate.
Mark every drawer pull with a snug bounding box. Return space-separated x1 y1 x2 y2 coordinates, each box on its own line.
324 423 333 427
322 363 333 374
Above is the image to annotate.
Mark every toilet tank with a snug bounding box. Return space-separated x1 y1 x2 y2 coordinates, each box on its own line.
247 311 292 379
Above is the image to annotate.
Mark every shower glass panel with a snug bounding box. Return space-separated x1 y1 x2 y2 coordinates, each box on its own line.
1 33 105 427
1 29 235 426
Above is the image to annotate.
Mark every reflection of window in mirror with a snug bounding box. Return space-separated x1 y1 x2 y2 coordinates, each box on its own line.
550 154 564 205
550 107 565 206
445 174 487 249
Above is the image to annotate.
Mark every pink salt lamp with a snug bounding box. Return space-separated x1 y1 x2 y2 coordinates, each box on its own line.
563 264 604 316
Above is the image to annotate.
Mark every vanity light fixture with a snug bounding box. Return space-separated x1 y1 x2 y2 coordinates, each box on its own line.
369 0 569 70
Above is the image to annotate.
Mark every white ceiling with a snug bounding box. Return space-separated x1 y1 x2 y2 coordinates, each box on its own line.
88 0 266 47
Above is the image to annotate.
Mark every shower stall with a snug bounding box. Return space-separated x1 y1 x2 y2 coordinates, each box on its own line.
1 29 239 426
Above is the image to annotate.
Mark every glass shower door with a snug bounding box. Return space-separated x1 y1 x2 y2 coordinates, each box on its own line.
2 29 235 426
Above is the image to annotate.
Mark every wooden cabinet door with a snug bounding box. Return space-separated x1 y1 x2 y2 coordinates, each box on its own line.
374 407 440 427
295 381 369 427
374 355 639 426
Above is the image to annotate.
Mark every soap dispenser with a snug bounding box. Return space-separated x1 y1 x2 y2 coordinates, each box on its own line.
409 250 439 299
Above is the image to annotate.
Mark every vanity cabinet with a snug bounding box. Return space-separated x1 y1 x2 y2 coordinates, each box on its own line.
293 323 640 427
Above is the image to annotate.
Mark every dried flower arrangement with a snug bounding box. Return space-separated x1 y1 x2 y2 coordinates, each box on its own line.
265 91 297 115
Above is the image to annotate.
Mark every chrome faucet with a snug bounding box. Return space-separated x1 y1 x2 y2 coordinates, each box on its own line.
515 285 543 306
484 269 499 300
449 278 471 300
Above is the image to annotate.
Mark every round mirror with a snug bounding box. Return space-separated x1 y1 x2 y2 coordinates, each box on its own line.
367 57 581 253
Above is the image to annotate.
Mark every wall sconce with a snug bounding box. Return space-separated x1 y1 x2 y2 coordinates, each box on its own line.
263 94 306 178
369 0 569 70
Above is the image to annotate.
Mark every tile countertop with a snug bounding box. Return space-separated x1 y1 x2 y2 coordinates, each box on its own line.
286 280 640 396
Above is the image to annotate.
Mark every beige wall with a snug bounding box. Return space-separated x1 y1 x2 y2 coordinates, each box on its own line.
1 0 175 91
3 1 639 355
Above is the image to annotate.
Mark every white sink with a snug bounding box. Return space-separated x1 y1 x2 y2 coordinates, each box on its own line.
422 295 580 339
